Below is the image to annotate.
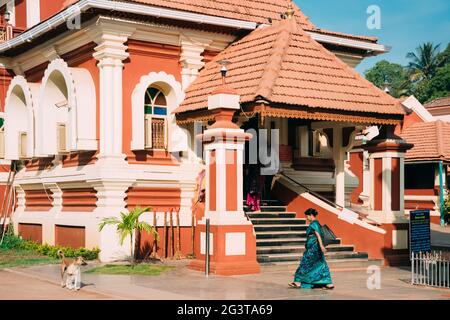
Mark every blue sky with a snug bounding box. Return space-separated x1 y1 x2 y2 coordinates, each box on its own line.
296 0 450 75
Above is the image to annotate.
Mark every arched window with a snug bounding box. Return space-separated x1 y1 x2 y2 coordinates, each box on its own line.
144 86 168 149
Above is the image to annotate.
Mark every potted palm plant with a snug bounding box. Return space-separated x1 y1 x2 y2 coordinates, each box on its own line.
99 206 158 266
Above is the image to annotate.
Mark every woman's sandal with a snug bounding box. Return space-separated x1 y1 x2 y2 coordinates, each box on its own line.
322 284 335 290
288 282 301 288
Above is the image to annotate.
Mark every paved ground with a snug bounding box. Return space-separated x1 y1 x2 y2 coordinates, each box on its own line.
431 223 450 250
0 261 449 300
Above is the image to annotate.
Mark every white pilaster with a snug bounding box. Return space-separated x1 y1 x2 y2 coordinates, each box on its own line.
26 0 41 28
382 156 392 214
89 24 136 160
179 36 210 90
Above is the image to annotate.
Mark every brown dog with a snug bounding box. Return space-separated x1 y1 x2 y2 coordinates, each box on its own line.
57 250 87 289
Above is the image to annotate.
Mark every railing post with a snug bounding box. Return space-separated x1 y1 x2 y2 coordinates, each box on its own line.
205 218 210 277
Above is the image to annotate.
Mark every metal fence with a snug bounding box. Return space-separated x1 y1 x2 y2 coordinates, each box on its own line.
411 251 450 288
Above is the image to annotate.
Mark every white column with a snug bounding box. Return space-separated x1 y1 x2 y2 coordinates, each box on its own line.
90 26 135 161
382 156 392 214
26 0 40 28
333 127 345 207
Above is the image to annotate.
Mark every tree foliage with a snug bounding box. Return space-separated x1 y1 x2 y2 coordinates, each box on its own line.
364 42 450 104
364 60 411 98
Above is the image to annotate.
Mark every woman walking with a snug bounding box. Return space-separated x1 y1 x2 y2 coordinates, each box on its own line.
289 208 334 289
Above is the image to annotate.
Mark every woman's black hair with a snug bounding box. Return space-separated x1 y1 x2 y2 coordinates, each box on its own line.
304 208 318 217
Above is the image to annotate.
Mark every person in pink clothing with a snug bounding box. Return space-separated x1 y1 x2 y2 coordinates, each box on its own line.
246 166 264 212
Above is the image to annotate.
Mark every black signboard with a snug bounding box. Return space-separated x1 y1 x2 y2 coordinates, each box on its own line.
409 209 431 254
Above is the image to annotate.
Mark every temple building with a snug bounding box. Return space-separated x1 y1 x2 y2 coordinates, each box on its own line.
0 0 428 274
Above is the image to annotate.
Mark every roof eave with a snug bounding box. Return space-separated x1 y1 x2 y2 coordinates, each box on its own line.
0 0 257 55
307 31 389 55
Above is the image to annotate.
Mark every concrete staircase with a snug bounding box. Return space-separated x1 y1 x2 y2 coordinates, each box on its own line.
245 200 374 267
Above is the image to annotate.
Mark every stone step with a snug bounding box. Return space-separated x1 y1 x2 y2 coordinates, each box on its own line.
253 224 308 232
247 212 296 219
256 244 354 255
256 237 341 247
260 206 287 212
260 258 384 270
255 231 307 239
257 251 369 263
251 218 306 225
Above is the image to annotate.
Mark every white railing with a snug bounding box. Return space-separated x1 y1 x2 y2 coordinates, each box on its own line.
411 251 450 288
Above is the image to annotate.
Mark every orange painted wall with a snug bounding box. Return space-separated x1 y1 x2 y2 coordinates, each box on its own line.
138 226 193 260
14 0 27 29
273 181 411 265
62 188 97 212
348 151 363 204
189 223 260 275
122 40 182 165
126 187 181 212
40 0 66 21
25 189 53 211
391 158 400 211
405 189 437 196
25 157 54 172
273 181 386 260
396 110 424 135
0 67 14 113
225 150 237 211
373 158 383 211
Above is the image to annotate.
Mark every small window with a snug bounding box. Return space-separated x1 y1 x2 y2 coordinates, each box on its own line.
144 87 168 150
19 132 27 159
57 123 68 154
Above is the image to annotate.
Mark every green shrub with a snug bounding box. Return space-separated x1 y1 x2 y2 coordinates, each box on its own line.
1 234 100 260
0 234 24 250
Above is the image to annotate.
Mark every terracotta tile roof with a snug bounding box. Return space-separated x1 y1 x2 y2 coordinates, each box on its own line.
174 18 404 118
424 96 450 109
401 120 450 162
124 0 316 29
122 0 377 42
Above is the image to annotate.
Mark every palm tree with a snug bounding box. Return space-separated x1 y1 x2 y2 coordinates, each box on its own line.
99 206 158 266
406 42 445 81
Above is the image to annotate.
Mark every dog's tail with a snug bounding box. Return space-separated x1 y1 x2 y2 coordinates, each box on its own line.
57 250 65 259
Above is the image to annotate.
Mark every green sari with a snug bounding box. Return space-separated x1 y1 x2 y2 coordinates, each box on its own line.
293 220 332 288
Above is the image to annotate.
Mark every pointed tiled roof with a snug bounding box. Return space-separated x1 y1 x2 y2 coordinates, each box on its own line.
401 120 450 162
174 18 404 117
